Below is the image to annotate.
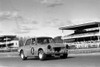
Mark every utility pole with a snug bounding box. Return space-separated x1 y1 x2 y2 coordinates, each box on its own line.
61 30 65 44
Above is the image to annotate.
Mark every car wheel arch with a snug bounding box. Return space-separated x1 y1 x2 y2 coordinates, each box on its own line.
38 48 43 52
20 49 24 54
38 48 45 54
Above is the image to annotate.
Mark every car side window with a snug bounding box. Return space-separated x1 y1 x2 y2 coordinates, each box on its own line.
25 39 31 46
32 38 35 45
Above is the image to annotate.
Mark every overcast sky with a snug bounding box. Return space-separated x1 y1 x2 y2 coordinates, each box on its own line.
0 0 100 37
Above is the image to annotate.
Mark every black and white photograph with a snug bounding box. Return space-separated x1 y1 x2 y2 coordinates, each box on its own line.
0 0 100 67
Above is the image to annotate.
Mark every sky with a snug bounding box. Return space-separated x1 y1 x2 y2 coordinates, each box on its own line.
0 0 100 37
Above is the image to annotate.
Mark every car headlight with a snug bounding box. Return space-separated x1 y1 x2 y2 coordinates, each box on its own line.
47 45 51 49
66 45 69 49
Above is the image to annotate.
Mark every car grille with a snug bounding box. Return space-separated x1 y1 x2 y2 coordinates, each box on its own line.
53 47 61 52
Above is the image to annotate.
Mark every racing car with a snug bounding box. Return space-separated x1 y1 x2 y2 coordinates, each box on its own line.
18 37 68 60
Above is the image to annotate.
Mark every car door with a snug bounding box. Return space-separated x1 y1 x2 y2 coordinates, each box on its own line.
29 38 36 56
24 39 32 56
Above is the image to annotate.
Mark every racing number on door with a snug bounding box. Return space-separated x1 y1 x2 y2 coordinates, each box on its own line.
31 47 34 55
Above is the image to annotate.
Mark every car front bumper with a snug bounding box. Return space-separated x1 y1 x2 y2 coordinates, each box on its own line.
46 49 68 55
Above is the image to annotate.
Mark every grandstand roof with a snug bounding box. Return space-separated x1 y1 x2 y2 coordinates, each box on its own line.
0 35 16 39
59 22 100 30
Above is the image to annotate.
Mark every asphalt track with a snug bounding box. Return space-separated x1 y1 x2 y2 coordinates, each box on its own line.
0 54 100 67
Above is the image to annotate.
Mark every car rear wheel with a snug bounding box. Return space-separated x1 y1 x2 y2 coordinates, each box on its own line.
60 53 68 59
38 50 46 60
20 51 27 60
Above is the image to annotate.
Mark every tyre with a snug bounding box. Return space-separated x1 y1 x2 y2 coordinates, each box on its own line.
38 50 46 60
60 53 68 59
20 51 27 60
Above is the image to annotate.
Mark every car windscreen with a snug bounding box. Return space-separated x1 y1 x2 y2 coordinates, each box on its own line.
37 38 55 44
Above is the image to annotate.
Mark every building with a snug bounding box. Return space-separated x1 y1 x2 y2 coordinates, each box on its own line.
0 35 19 50
59 22 100 48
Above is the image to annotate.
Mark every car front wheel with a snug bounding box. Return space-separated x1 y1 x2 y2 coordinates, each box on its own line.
20 51 27 60
38 50 46 60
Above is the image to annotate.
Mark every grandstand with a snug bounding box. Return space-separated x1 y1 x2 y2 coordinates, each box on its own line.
0 35 19 51
59 22 100 48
